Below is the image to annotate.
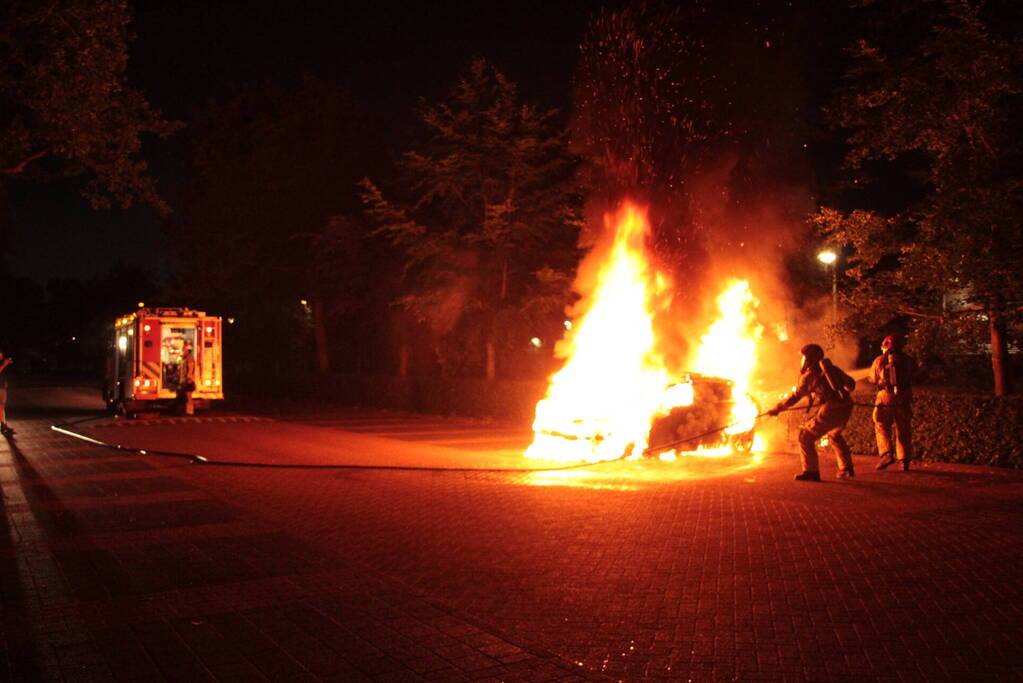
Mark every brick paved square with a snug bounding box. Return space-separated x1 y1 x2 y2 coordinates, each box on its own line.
5 410 1023 681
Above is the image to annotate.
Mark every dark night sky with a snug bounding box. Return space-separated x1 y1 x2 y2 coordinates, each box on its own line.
7 0 869 285
8 0 598 282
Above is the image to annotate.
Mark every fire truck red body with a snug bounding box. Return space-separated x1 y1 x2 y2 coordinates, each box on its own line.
104 307 224 414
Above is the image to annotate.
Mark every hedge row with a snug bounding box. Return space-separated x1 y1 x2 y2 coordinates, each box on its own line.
782 388 1023 468
321 375 1023 469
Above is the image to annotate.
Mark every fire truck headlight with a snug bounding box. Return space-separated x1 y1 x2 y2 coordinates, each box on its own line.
133 379 141 387
204 379 212 386
143 379 151 387
143 324 151 332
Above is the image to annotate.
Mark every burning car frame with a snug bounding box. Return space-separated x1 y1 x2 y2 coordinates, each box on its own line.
524 202 766 465
645 374 759 458
534 372 759 463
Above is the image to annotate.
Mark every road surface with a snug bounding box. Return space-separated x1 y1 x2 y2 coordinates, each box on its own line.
3 385 1023 681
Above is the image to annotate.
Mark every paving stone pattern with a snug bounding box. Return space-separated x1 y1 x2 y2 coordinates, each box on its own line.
4 411 1023 682
2 418 587 682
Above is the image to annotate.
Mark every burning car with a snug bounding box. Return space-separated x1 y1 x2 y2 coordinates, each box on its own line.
524 202 765 465
530 372 759 463
645 373 758 457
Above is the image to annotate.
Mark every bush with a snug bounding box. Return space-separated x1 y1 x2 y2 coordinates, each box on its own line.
783 387 1023 468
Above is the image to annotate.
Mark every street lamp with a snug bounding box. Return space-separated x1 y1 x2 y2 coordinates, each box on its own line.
817 249 838 324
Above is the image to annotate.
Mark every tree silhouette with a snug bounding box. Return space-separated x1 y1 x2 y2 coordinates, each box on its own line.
361 59 581 380
173 76 379 383
0 0 179 212
815 0 1022 394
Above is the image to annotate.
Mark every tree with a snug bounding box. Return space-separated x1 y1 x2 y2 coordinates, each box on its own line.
0 0 179 213
814 0 1023 395
360 59 581 380
172 76 380 383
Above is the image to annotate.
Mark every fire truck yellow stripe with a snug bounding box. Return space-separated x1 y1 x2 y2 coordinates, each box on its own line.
141 361 160 381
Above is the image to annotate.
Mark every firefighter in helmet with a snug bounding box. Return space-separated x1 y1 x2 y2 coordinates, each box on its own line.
767 343 857 481
176 341 197 416
869 334 916 470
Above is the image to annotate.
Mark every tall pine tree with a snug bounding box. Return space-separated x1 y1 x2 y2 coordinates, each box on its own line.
361 59 581 380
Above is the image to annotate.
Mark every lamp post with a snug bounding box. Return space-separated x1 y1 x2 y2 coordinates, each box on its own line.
817 249 837 324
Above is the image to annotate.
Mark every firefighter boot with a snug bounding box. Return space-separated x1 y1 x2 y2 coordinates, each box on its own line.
901 459 910 471
836 469 855 480
0 423 13 436
794 471 822 482
876 453 896 470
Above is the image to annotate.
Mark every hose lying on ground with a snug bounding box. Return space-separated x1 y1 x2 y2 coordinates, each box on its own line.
48 405 824 472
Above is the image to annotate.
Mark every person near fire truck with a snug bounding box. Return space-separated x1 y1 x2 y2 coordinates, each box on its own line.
766 343 857 481
175 342 197 416
869 334 916 471
0 350 12 436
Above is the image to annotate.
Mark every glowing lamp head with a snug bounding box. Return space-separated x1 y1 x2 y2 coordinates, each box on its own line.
817 250 837 265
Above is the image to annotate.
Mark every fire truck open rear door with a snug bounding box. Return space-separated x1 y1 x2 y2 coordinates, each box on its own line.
104 307 224 415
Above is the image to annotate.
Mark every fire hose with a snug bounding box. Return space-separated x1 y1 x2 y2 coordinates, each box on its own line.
640 396 888 456
49 414 624 472
49 401 880 472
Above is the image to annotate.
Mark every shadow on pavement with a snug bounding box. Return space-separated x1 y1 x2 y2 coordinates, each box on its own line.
1 433 67 680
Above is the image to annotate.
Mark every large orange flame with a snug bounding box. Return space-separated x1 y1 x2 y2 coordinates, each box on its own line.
682 280 764 456
526 201 765 464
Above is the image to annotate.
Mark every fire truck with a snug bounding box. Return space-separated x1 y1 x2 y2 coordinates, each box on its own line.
104 307 224 415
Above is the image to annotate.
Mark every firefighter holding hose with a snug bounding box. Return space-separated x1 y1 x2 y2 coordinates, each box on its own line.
766 343 857 481
870 335 916 471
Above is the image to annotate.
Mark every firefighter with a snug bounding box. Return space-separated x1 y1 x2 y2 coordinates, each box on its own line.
175 342 197 416
766 343 857 481
870 335 916 471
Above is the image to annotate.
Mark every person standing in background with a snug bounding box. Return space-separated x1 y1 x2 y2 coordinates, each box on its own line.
176 342 197 416
0 350 13 436
870 335 916 471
